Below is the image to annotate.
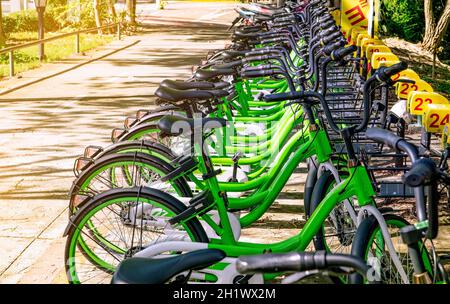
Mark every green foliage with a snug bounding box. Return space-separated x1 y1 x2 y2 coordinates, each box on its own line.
379 0 450 60
3 8 62 34
65 0 118 30
2 0 119 35
0 33 113 77
379 0 424 43
0 51 38 64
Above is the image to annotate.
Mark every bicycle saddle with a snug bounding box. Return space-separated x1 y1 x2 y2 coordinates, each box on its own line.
111 249 226 284
233 29 263 38
158 115 228 136
160 79 230 90
155 86 228 103
220 49 249 60
194 68 236 81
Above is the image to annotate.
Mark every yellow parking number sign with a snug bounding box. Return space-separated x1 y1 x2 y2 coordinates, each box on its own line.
423 104 450 133
408 92 449 116
396 79 433 100
391 69 420 82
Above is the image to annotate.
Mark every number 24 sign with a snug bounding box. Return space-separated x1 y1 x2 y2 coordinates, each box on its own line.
423 104 450 133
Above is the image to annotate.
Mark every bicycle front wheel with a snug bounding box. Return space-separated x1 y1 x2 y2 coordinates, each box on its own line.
64 187 208 284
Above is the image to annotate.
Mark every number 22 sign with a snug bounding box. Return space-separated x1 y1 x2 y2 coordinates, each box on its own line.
408 92 449 116
396 79 433 100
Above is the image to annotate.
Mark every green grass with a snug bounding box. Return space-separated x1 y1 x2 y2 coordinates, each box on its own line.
0 32 114 78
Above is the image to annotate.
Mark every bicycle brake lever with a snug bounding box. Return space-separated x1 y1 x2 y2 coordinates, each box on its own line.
396 78 416 84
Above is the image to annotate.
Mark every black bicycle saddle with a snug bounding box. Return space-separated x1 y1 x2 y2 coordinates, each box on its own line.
160 79 230 90
111 249 226 284
158 115 228 136
194 68 236 81
155 86 228 103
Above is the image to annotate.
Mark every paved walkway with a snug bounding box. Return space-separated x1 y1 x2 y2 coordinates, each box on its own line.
0 2 239 283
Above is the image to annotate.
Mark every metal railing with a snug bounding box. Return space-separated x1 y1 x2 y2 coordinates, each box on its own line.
0 23 121 78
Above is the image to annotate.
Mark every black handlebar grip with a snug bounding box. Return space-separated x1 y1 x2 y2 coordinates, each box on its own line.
274 16 295 23
236 252 324 274
319 25 339 39
366 128 419 162
318 14 333 24
240 69 278 78
366 127 404 149
244 55 272 63
403 158 437 187
263 91 303 102
377 61 408 81
322 31 342 45
260 37 287 44
320 19 336 30
331 45 357 61
243 64 276 72
245 49 275 57
212 59 243 69
322 39 346 55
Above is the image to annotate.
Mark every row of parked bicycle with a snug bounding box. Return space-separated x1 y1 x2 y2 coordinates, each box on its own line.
63 0 450 284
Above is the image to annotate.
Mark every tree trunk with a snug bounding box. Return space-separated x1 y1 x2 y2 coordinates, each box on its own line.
0 0 6 47
93 0 103 35
422 0 450 52
422 0 435 47
107 0 117 21
126 0 136 25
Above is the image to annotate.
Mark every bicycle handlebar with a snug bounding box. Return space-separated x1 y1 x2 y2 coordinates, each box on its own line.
376 62 408 82
366 127 437 234
236 251 370 279
365 128 419 163
403 157 440 239
403 158 436 187
240 68 281 78
322 39 346 55
331 45 357 61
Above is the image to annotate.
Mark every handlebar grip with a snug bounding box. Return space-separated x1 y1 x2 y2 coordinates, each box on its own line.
236 252 371 278
263 91 304 102
212 59 243 69
377 61 408 81
403 158 436 187
240 69 278 78
260 37 287 44
236 252 324 274
322 39 346 55
366 128 419 162
274 16 295 23
366 127 403 148
318 14 333 24
245 48 276 57
244 54 272 62
242 64 276 72
320 19 336 31
331 45 357 61
321 31 342 45
319 25 339 39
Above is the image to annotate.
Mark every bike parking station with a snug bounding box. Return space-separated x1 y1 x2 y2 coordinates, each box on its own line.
0 0 449 290
62 0 450 285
